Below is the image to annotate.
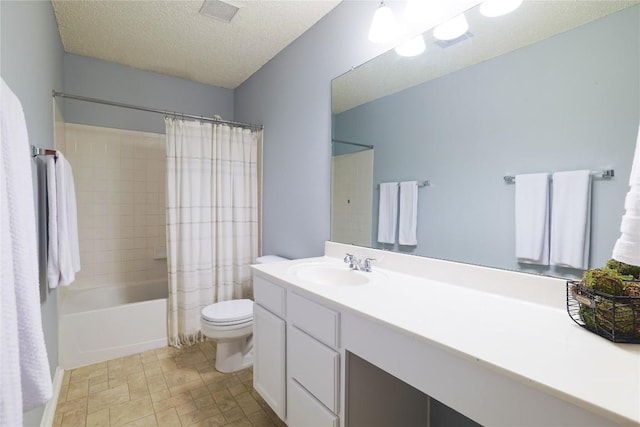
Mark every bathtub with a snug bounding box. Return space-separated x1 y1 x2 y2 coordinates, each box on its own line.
58 280 168 369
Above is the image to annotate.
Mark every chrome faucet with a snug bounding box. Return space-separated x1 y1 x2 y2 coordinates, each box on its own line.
344 253 375 272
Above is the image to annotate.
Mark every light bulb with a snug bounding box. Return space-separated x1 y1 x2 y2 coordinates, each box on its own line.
433 14 468 41
480 0 523 17
368 2 399 43
395 35 426 57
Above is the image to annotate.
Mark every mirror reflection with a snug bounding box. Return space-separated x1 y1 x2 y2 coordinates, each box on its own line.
331 1 640 276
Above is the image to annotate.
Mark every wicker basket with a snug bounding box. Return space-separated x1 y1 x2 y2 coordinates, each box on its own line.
566 280 640 343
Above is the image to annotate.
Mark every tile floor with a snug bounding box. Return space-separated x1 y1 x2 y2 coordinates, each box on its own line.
53 340 286 427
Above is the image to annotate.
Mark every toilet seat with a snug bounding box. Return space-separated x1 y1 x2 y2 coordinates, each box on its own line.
201 299 253 326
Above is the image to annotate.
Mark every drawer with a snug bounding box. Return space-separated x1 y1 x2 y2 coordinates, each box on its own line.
288 292 339 347
253 275 285 317
288 378 339 427
289 326 339 413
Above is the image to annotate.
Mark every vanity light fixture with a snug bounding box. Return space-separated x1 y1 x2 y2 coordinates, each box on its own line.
479 0 523 17
368 1 399 43
433 13 469 41
395 35 426 57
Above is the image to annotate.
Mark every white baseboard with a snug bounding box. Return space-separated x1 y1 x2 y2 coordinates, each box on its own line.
40 367 64 427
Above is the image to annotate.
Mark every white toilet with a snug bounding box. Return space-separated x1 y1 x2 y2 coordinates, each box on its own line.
200 255 288 373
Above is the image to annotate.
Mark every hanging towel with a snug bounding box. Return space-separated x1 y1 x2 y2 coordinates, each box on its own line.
613 124 640 266
1 78 52 426
377 182 398 244
399 181 418 245
47 152 81 288
550 170 592 269
515 173 550 265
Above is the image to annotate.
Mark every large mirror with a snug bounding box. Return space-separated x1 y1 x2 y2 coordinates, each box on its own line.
331 1 640 276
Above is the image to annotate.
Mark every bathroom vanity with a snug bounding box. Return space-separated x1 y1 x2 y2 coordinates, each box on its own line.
251 242 640 427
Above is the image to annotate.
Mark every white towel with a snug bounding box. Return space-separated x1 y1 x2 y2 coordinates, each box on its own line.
47 152 81 288
377 182 398 244
613 124 640 266
515 173 550 265
1 78 52 425
550 170 592 269
399 181 418 245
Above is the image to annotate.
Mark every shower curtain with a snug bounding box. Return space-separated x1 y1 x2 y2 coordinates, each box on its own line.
165 118 260 347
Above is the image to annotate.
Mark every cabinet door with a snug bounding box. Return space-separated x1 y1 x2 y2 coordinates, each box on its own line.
253 304 286 421
288 379 339 427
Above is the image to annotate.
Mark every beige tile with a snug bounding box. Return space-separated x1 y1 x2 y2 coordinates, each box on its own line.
52 408 64 427
56 396 88 416
150 389 171 403
169 378 204 397
163 368 201 389
110 396 155 426
58 384 69 403
144 365 163 378
86 408 110 427
227 383 247 397
155 407 181 426
221 420 252 427
222 407 246 423
174 351 207 368
128 372 151 400
87 384 130 414
178 406 224 426
246 410 274 427
140 349 159 364
234 392 262 416
120 414 158 427
212 390 239 413
89 379 109 395
158 358 179 373
152 392 193 413
155 346 180 360
66 379 90 401
189 386 210 400
193 394 215 410
62 369 72 386
70 362 108 383
61 408 87 427
146 373 168 393
235 369 252 383
175 401 198 417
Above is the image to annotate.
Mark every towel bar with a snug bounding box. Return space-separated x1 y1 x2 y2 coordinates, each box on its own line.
504 169 614 184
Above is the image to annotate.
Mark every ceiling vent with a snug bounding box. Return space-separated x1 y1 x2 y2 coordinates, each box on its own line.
200 0 239 23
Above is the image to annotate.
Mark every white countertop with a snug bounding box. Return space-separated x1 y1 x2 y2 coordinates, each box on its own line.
252 243 640 426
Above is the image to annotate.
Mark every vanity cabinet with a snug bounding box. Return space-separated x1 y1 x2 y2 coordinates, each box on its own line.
253 274 342 426
253 277 286 420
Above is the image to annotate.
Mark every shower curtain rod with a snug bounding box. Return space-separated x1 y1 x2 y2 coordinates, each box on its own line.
332 139 374 149
52 91 263 131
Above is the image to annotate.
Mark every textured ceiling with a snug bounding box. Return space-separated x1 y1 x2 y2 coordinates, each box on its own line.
52 0 341 89
333 0 640 113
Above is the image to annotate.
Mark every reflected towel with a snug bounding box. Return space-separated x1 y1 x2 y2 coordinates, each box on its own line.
1 78 52 425
515 173 550 265
550 170 592 269
377 182 398 244
399 181 418 245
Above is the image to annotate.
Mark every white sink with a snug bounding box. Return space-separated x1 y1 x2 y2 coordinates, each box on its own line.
290 263 378 287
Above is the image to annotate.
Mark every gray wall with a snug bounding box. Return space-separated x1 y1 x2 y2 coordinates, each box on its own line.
334 5 640 275
234 1 396 259
1 1 64 425
63 53 234 134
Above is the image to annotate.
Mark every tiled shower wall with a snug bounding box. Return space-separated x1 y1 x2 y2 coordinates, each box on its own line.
61 123 166 289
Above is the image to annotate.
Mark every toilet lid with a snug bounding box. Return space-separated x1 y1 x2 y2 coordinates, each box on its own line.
201 299 253 324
